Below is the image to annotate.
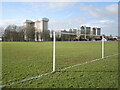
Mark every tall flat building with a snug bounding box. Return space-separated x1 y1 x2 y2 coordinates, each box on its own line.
24 18 49 41
24 20 35 41
35 18 49 41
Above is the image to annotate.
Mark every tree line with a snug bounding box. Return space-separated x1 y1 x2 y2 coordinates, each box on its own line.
1 25 24 41
1 24 48 41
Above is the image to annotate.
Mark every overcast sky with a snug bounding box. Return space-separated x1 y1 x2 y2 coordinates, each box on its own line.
0 2 118 36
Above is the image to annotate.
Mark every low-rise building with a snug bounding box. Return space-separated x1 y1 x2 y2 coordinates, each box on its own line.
55 26 101 41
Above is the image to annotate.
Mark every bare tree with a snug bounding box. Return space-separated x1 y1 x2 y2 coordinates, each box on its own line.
42 30 50 41
3 25 18 41
0 27 4 37
17 26 24 41
24 23 35 41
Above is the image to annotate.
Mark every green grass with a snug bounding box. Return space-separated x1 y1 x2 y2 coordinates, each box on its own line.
2 41 118 88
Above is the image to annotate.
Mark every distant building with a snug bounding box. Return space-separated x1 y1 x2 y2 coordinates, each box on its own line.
24 20 35 41
80 26 91 40
55 26 101 41
80 26 91 35
35 18 49 41
79 26 101 40
92 27 101 35
24 18 49 41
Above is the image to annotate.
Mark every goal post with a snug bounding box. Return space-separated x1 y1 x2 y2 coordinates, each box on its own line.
52 32 105 72
53 32 56 72
102 35 104 59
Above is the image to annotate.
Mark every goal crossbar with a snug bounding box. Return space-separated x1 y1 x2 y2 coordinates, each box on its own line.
56 32 101 37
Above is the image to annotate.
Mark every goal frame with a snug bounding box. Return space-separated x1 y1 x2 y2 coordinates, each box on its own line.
52 31 105 72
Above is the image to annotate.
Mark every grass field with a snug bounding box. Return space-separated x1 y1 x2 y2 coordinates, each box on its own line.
2 41 118 88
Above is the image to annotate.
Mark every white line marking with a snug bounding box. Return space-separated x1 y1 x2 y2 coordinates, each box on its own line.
0 53 119 88
60 53 119 71
0 71 54 88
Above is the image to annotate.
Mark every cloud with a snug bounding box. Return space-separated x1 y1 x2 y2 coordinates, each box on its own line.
86 19 118 36
105 4 118 14
49 17 87 30
0 19 24 28
28 2 76 12
47 2 75 9
99 20 114 25
80 3 118 18
2 0 80 2
78 3 118 36
2 0 119 2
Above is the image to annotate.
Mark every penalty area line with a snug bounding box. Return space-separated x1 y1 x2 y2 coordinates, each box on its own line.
0 53 119 88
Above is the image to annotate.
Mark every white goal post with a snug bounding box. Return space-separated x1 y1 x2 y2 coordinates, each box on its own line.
53 32 56 72
52 31 105 72
102 36 105 59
